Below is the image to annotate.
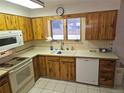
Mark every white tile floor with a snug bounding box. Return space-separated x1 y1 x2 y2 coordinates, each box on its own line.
28 78 124 93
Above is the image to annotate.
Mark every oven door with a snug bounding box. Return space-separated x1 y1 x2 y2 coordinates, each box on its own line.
9 60 34 93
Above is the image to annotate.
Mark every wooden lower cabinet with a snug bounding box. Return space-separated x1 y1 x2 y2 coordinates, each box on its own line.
99 59 116 87
33 56 76 81
46 56 60 79
60 57 75 81
39 56 47 77
33 56 41 81
33 56 47 81
0 74 11 93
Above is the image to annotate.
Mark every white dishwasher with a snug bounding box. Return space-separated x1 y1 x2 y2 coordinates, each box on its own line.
76 58 99 85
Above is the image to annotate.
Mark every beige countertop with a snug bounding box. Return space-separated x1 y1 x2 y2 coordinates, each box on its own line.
0 70 8 77
17 47 119 60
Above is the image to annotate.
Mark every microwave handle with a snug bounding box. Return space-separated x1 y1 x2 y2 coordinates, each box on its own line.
9 60 32 73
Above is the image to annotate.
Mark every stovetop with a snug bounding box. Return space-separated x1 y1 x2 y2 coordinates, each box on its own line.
0 57 29 68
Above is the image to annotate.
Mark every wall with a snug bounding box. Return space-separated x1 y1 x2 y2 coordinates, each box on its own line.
0 1 30 17
33 18 112 50
113 0 124 65
30 0 121 17
0 1 120 17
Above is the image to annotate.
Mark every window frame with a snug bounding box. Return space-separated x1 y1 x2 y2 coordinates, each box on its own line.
50 19 64 40
66 18 81 41
50 18 82 41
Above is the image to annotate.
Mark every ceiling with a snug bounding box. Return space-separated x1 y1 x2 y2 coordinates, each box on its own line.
41 0 120 8
5 0 121 9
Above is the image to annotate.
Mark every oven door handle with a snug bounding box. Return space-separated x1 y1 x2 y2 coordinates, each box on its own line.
9 60 32 73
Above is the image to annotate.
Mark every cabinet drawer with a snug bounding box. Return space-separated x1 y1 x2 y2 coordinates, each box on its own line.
46 56 60 62
60 57 75 63
100 60 115 69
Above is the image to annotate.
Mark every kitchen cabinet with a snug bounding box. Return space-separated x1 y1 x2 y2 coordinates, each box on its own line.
33 56 41 81
18 16 33 41
60 57 75 81
85 13 99 40
32 17 45 40
38 56 47 77
46 56 60 79
33 56 47 81
85 10 117 40
5 15 19 30
0 14 7 30
99 59 116 87
0 74 11 93
0 13 33 42
24 18 33 41
76 58 99 85
99 11 117 40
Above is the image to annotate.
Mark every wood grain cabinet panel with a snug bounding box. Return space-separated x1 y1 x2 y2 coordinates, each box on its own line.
24 18 33 41
85 10 117 40
0 74 11 93
99 11 117 40
85 13 99 40
38 56 47 77
0 14 7 30
60 57 75 81
5 15 19 30
46 56 60 79
33 56 41 81
99 59 116 87
32 18 45 40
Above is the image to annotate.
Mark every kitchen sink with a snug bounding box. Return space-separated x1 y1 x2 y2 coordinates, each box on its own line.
50 50 75 55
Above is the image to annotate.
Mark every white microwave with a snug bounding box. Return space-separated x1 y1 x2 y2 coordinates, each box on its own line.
0 30 24 52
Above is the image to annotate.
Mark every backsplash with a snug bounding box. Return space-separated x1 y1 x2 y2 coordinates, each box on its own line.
33 40 113 50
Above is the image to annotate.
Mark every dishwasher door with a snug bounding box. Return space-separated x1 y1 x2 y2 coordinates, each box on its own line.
76 58 99 85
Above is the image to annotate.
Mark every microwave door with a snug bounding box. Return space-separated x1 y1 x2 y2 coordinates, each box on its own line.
0 36 18 52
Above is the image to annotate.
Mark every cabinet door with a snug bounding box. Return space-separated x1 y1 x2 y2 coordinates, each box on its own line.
5 15 18 30
85 13 99 40
60 62 75 81
46 56 60 79
0 14 7 30
39 56 47 76
99 59 116 87
32 18 45 40
18 16 27 41
1 82 11 93
60 57 75 81
24 18 33 41
46 61 60 79
33 56 41 81
99 11 117 40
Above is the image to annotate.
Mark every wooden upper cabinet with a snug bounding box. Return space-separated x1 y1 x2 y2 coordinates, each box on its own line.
85 13 99 40
5 15 19 30
32 17 45 40
0 14 7 30
17 16 27 41
17 16 33 41
85 10 117 40
99 11 117 40
24 18 33 41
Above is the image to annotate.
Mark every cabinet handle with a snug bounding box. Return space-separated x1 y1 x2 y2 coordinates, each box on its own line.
84 60 89 61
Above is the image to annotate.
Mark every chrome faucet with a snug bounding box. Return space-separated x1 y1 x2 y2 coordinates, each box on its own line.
60 41 64 50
